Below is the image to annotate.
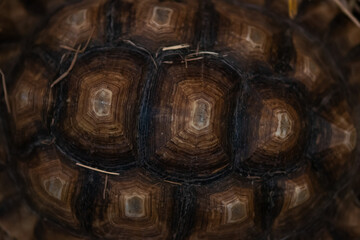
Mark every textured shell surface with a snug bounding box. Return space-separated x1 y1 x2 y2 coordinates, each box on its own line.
0 0 360 239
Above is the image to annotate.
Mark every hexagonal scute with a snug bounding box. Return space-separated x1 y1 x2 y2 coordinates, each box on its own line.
272 168 325 238
210 191 251 226
292 33 336 96
213 0 275 64
310 94 357 182
35 0 106 51
236 79 308 172
256 99 300 152
56 48 149 170
190 177 261 239
110 0 199 51
144 58 241 179
9 57 54 147
18 146 80 229
93 169 174 239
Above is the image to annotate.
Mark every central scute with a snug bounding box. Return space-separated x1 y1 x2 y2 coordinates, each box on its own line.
143 58 240 179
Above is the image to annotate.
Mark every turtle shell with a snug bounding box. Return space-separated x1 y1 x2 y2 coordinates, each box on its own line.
0 0 360 239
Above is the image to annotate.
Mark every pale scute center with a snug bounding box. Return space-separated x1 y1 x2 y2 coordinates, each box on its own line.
92 88 113 117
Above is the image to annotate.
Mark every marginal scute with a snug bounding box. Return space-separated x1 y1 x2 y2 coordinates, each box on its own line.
297 1 339 37
146 59 239 178
330 19 360 57
106 184 150 220
214 1 275 63
280 174 314 212
292 33 335 95
294 227 335 240
93 170 173 239
303 56 320 81
35 221 86 240
311 96 357 181
66 9 88 27
0 170 19 206
272 168 324 238
334 191 360 238
321 100 356 149
267 0 297 17
295 54 321 91
0 201 39 240
0 43 21 78
288 181 311 209
19 147 80 228
329 124 356 152
9 58 53 146
349 60 360 86
35 0 104 50
190 177 260 239
112 0 199 51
